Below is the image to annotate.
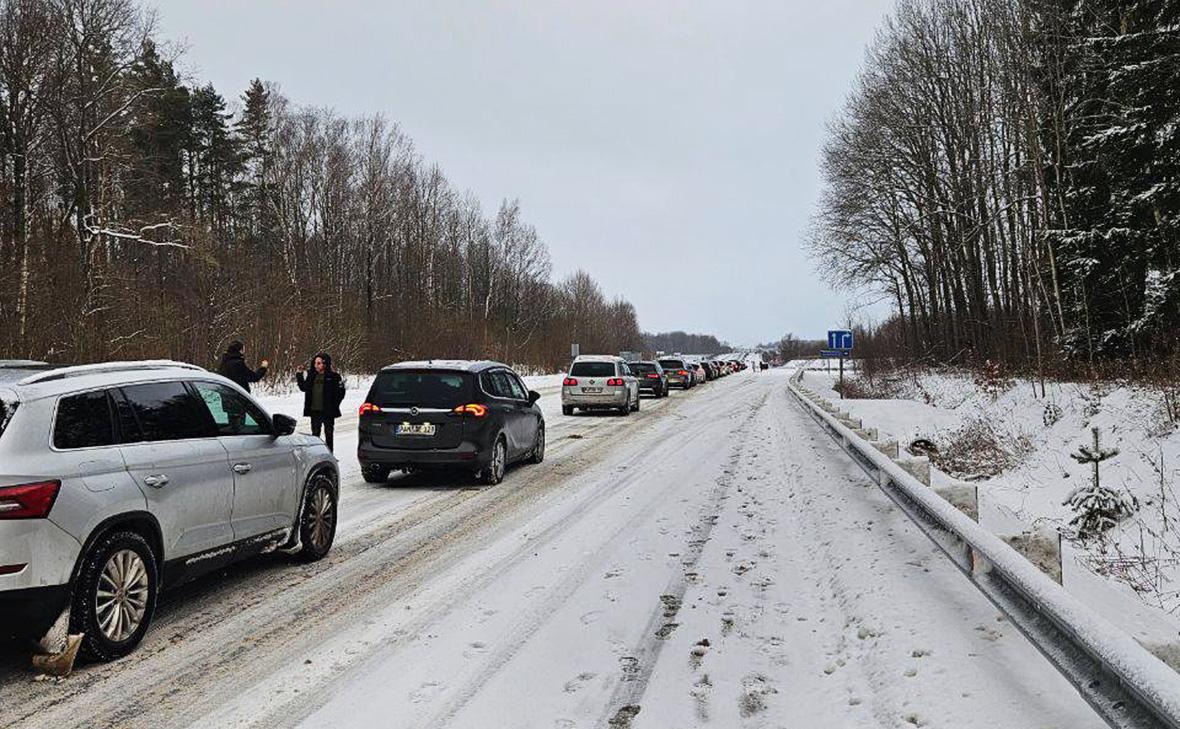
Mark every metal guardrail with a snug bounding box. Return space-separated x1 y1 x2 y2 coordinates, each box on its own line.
787 368 1180 729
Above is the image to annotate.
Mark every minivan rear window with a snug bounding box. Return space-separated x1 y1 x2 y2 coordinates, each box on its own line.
369 371 474 408
570 362 616 377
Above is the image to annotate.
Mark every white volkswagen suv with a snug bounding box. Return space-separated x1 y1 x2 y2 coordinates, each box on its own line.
561 355 640 416
0 360 338 662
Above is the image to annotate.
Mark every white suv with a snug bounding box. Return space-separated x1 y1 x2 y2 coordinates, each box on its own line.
0 360 338 662
561 355 640 416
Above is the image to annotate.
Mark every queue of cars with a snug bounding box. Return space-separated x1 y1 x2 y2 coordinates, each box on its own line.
560 353 742 415
1 352 752 666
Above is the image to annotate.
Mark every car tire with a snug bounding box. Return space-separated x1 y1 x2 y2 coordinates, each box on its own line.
298 473 338 562
362 464 391 484
70 530 159 663
481 437 507 485
562 405 574 416
529 424 546 464
631 392 640 412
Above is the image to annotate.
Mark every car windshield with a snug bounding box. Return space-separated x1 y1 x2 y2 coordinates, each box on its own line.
368 370 475 408
570 362 615 377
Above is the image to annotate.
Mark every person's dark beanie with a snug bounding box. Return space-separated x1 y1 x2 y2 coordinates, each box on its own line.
227 340 244 354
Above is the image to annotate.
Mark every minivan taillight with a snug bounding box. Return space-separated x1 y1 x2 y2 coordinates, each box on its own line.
359 402 381 416
606 378 624 386
0 481 61 520
563 377 578 386
453 403 488 417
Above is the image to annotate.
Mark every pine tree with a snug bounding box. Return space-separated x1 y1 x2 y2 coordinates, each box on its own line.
236 78 274 245
187 83 240 235
1051 0 1180 359
125 39 189 223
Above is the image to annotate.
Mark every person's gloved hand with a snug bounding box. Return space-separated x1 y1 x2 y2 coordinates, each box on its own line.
260 359 269 368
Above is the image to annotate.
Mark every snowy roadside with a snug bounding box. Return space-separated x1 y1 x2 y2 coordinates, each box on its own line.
797 362 1180 662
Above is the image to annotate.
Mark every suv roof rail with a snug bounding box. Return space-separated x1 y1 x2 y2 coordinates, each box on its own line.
17 360 206 386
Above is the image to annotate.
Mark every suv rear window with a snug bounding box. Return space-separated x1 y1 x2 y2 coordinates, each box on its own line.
570 362 616 377
54 390 116 449
659 359 685 370
631 363 658 374
369 370 474 408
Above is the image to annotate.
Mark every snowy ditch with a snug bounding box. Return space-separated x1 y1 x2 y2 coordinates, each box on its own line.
787 367 1180 729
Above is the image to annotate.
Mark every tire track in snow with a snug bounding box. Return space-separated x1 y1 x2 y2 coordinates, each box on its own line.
595 389 769 729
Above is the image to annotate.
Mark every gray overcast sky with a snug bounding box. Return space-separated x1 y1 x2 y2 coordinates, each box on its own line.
154 0 892 346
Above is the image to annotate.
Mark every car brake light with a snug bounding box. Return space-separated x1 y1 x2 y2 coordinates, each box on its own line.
679 370 688 376
563 377 579 386
606 378 624 386
359 402 381 416
646 373 659 378
0 481 62 520
452 403 488 417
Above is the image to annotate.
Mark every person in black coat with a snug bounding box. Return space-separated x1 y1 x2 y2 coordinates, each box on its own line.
296 352 346 452
218 340 268 392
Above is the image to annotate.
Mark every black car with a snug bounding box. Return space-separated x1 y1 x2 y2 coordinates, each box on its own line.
629 361 669 397
358 360 545 485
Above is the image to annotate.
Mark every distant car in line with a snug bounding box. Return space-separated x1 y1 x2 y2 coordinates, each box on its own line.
657 358 693 389
0 360 337 663
629 361 669 398
358 360 545 486
561 355 640 416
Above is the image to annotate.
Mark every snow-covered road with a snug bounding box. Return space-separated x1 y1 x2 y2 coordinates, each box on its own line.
0 369 1102 728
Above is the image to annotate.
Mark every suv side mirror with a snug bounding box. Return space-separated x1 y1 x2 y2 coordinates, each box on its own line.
272 413 297 436
528 390 541 404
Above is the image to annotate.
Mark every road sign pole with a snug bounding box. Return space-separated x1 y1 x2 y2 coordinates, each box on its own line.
839 355 844 399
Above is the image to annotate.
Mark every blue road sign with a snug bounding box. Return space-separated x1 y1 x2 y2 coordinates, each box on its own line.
827 329 854 351
819 349 846 358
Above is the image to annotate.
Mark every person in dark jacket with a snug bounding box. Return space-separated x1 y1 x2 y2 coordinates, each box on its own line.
218 340 268 392
296 352 346 452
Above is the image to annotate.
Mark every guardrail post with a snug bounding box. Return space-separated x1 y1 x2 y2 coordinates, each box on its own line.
933 483 979 522
872 439 899 458
896 457 931 486
1001 527 1064 584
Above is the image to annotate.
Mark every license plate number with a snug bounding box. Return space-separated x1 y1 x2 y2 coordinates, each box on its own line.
396 422 436 436
583 387 602 394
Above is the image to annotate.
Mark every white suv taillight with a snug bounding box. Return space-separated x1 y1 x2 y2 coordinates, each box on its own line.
0 480 61 519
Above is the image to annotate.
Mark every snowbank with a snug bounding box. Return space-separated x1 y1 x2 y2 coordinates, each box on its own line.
801 365 1180 656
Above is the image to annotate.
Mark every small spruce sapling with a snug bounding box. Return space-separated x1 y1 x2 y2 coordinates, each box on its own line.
1064 427 1136 537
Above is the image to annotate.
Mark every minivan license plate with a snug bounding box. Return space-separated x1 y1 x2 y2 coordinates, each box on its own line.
396 422 436 436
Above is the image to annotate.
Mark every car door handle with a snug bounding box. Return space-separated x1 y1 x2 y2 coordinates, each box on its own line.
143 474 169 488
232 462 253 474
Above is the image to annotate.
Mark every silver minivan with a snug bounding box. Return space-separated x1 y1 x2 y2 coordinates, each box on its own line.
561 355 640 416
0 361 338 663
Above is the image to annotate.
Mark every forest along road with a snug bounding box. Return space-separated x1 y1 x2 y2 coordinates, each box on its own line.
0 370 1103 729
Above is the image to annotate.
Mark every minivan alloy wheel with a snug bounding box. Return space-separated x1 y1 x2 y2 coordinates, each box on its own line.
96 549 150 643
483 438 507 484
